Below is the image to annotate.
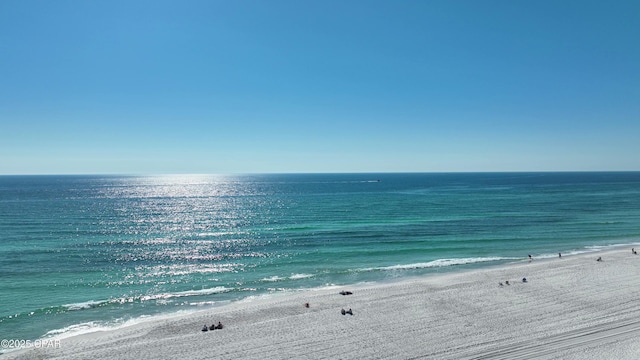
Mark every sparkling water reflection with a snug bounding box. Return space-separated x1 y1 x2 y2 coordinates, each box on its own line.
2 173 640 343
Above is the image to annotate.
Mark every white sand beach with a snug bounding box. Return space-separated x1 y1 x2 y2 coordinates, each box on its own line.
6 248 640 360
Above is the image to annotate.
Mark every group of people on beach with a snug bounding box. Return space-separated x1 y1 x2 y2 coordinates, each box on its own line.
201 322 223 332
199 289 356 332
341 308 354 315
198 249 640 333
498 255 534 286
498 249 640 287
339 290 354 315
499 278 527 286
301 291 355 316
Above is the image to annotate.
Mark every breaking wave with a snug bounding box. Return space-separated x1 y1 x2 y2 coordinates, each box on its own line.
362 257 518 272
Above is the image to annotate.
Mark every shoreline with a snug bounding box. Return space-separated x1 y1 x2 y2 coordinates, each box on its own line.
5 246 640 359
5 243 631 344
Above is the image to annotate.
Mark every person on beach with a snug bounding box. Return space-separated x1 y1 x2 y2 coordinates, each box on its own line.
522 277 527 283
528 254 532 262
633 248 637 255
597 257 602 262
304 302 310 308
346 308 353 315
559 253 562 258
341 308 346 315
505 280 510 285
207 322 223 330
201 325 209 332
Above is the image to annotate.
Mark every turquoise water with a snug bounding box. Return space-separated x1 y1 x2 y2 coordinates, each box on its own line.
1 172 640 345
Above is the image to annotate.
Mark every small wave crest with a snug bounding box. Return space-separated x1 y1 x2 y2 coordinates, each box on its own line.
121 286 231 303
289 273 313 280
536 242 640 259
44 321 109 338
62 300 109 311
41 309 202 341
363 257 515 272
261 273 314 282
59 286 232 313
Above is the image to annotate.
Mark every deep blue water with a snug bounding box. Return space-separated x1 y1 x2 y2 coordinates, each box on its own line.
1 172 640 345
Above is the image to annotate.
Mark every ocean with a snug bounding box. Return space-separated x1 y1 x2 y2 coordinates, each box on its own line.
1 172 640 346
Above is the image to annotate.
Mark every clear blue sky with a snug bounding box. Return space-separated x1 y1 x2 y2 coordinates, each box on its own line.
1 0 638 174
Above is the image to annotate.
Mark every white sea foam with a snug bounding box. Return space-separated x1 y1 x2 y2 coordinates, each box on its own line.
289 273 313 280
364 257 516 272
44 321 110 338
261 273 314 282
42 309 203 341
142 263 239 277
24 247 640 360
64 287 231 312
517 242 640 260
367 242 640 271
62 300 109 311
138 286 230 301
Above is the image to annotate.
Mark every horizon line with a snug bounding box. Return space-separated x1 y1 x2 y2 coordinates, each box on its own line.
1 170 639 177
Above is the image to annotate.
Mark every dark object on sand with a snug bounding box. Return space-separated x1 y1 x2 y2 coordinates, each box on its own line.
304 302 310 308
209 321 223 330
339 291 353 295
522 277 527 283
341 308 353 315
202 325 209 332
597 257 602 262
